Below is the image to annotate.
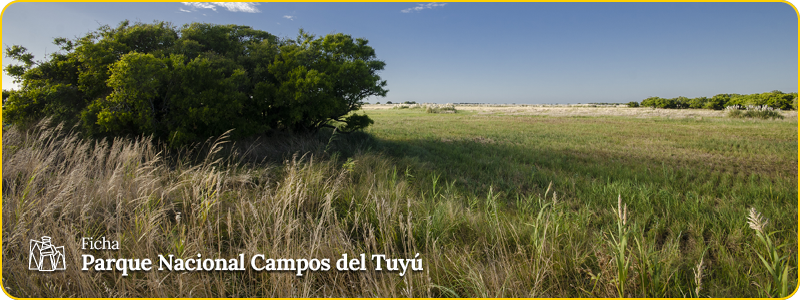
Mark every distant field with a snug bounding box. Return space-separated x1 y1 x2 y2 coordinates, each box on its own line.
3 106 797 297
364 103 799 118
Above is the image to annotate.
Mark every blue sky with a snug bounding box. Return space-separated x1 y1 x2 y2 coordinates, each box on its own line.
1 2 797 104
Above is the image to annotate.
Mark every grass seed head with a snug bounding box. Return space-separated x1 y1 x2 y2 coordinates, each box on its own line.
694 255 705 297
747 207 767 233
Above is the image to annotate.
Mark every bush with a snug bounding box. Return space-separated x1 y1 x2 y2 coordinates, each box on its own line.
640 92 797 111
744 110 784 120
424 104 457 114
626 101 639 108
3 21 388 146
726 105 784 120
727 108 744 118
688 97 708 109
641 97 659 108
704 95 728 110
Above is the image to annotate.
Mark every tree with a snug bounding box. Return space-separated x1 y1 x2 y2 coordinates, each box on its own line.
4 21 387 145
704 94 728 110
265 30 386 133
688 97 708 109
674 96 689 109
641 97 656 108
638 92 795 110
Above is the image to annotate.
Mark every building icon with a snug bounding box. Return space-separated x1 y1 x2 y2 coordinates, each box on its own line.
29 236 66 271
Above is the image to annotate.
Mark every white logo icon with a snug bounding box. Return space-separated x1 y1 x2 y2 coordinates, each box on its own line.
29 236 66 271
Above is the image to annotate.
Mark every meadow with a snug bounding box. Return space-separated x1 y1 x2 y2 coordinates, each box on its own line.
2 106 797 297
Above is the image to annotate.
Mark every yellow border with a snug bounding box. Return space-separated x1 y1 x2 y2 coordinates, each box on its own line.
0 1 798 299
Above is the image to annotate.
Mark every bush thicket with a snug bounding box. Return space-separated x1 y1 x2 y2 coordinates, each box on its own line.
726 105 785 120
3 21 387 145
638 91 796 110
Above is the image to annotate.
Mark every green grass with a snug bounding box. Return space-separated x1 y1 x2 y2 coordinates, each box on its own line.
360 109 797 297
2 109 796 297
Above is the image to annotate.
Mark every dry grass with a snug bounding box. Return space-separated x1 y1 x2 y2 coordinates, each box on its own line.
2 120 426 297
363 104 799 119
2 119 565 297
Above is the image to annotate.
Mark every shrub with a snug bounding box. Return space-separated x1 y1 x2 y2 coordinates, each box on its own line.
425 104 457 114
3 21 388 146
726 108 744 118
704 95 728 110
640 92 797 111
626 101 639 108
688 97 708 109
726 105 784 120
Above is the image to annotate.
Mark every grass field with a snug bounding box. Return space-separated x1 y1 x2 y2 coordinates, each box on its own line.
2 106 797 297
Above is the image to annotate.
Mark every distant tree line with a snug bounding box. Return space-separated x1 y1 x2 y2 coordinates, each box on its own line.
3 21 387 146
632 91 797 110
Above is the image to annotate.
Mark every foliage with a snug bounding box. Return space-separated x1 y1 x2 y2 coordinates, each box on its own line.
626 101 639 108
637 91 796 111
425 104 457 113
726 105 784 120
747 208 792 298
3 21 387 145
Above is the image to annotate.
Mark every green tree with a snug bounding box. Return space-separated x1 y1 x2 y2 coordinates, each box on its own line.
4 21 387 145
688 97 708 109
655 97 677 109
641 97 660 108
674 96 689 109
266 30 386 132
704 94 729 110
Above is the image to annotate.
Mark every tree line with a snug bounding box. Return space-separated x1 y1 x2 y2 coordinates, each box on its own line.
3 21 387 145
631 91 797 110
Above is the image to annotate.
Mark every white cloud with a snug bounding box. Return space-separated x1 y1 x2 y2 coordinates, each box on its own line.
214 2 261 13
401 2 446 13
181 2 261 13
182 2 217 11
283 15 295 21
179 8 192 13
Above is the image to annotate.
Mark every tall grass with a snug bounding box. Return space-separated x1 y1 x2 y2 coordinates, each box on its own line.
726 105 785 119
2 114 796 297
748 207 792 298
607 195 630 297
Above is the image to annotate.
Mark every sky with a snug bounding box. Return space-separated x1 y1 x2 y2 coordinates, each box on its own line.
1 1 797 104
